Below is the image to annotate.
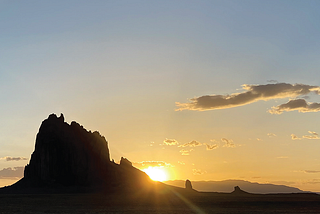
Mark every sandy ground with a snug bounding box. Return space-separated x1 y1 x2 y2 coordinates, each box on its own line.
0 193 320 214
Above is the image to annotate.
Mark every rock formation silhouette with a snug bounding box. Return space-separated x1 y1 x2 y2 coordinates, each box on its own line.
231 186 249 195
185 179 198 193
10 114 151 192
185 179 193 190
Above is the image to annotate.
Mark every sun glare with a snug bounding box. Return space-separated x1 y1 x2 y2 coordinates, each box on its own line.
142 166 167 182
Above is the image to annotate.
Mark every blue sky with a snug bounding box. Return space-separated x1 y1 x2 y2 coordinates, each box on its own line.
1 0 320 191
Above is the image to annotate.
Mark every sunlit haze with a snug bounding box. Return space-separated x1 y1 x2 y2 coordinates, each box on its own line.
143 167 168 182
1 1 320 192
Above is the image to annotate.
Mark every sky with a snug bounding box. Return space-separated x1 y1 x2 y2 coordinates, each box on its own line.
1 0 320 192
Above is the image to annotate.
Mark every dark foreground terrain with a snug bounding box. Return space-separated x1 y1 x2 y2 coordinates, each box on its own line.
1 191 319 214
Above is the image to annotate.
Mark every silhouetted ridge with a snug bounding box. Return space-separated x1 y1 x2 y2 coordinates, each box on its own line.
12 113 151 192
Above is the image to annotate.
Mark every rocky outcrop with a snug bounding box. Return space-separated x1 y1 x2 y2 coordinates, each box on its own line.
16 113 151 192
185 179 193 190
120 157 132 167
185 179 198 193
231 186 250 195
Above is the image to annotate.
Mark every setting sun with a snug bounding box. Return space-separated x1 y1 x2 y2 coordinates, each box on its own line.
142 167 167 182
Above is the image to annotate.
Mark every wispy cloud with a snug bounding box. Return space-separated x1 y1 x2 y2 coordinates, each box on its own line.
166 138 234 154
305 179 320 184
133 161 172 168
178 140 202 147
276 156 289 159
221 138 235 148
303 170 320 174
269 99 320 114
268 133 277 137
163 138 179 146
303 131 320 140
176 83 320 111
291 131 319 140
291 134 301 140
180 149 191 156
192 169 206 175
0 156 28 161
0 167 24 179
204 143 218 150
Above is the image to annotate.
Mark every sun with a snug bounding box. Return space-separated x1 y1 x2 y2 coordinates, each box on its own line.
142 166 168 182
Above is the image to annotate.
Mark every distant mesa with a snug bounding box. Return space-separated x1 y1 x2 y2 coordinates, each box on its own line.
4 113 152 193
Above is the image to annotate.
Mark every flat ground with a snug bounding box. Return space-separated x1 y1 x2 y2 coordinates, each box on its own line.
0 192 320 214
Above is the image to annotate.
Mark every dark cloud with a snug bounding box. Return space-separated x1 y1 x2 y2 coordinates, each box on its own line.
163 138 179 146
269 99 320 114
1 156 28 161
176 83 320 111
178 140 202 147
0 167 24 179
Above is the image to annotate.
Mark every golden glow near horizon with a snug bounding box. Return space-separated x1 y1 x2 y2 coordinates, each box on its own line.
142 166 168 182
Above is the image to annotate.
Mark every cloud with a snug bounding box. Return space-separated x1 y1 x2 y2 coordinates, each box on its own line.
0 167 24 179
303 170 320 174
221 138 235 148
291 131 319 140
303 131 320 140
204 143 218 150
180 149 191 156
192 169 206 175
176 83 320 111
305 180 320 184
291 134 301 140
0 156 28 161
269 99 320 114
267 133 277 137
178 140 202 147
133 161 172 168
163 138 179 146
